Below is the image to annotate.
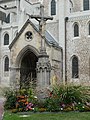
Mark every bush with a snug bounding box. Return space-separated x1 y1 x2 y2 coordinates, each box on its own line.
44 84 90 112
45 97 60 112
4 90 17 109
53 84 90 104
4 88 37 111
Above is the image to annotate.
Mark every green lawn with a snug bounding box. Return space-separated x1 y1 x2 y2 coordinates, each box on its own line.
3 111 90 120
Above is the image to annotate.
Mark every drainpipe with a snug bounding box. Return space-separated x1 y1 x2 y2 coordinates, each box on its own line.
65 17 68 84
61 48 63 82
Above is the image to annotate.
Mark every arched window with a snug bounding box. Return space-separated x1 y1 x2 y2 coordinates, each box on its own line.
89 23 90 35
74 23 79 37
4 57 9 71
4 33 9 45
83 0 89 10
51 0 56 15
72 56 79 78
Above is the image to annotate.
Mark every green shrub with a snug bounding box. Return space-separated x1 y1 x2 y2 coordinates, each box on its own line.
4 90 17 109
44 84 90 112
52 84 90 105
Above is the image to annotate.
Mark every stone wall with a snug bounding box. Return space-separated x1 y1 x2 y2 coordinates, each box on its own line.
66 14 90 85
72 0 82 12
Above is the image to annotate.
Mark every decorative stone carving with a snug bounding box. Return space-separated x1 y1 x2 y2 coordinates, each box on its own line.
30 4 53 99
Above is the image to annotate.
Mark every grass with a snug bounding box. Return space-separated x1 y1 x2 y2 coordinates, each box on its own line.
3 111 90 120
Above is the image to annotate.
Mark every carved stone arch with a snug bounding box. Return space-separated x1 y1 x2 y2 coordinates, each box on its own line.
72 22 80 28
15 45 39 88
16 45 39 67
70 55 80 62
3 31 9 39
72 21 80 30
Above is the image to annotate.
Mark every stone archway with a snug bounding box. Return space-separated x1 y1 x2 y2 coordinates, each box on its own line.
20 50 38 88
15 45 39 89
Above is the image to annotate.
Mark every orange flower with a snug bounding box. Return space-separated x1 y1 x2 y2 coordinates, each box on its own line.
21 99 26 102
25 101 29 105
17 96 25 99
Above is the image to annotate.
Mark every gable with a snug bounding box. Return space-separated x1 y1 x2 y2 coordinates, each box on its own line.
9 19 60 50
9 19 40 49
9 22 42 57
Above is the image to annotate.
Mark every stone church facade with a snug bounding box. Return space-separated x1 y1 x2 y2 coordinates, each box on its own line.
0 0 90 88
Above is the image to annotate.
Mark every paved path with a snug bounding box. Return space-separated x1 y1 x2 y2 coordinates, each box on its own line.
0 97 5 120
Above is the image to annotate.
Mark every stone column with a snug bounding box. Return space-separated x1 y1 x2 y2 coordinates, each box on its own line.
36 53 51 99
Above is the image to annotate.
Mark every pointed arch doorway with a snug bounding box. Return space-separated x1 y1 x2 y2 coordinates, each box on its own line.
20 50 38 89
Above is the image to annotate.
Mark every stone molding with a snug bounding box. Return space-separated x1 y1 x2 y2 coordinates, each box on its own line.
69 15 90 22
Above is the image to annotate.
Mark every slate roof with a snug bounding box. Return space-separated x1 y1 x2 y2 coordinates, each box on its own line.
45 30 59 47
9 19 61 50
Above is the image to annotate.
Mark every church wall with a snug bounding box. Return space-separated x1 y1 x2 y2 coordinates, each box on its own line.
20 0 40 16
46 43 62 84
0 23 18 86
72 0 82 12
46 21 59 41
66 13 90 85
0 28 2 85
42 0 59 42
0 52 10 87
51 47 62 83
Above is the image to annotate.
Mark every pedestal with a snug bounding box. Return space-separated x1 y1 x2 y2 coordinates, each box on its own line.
36 51 51 99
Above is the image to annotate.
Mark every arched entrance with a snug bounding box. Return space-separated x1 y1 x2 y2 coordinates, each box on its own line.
20 50 38 88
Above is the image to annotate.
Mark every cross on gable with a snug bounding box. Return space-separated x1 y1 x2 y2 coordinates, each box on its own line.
30 4 53 53
30 5 53 34
30 5 53 23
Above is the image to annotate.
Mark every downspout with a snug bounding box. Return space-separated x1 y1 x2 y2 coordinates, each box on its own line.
65 17 68 84
61 48 63 82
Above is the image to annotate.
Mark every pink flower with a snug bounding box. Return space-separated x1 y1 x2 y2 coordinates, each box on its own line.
26 103 33 110
62 104 65 108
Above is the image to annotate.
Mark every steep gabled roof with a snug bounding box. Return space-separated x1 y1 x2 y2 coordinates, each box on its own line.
9 19 61 49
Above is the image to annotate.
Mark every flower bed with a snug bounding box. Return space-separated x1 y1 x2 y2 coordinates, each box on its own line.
4 85 90 113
